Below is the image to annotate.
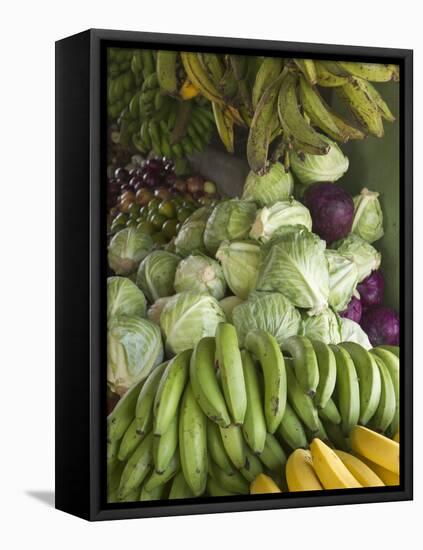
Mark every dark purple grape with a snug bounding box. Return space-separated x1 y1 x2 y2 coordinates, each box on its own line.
114 167 129 181
164 161 174 173
146 158 162 172
120 182 130 193
143 172 159 188
164 173 177 187
129 176 143 189
135 166 145 178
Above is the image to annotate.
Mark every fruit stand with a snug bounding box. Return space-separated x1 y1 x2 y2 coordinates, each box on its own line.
106 49 401 503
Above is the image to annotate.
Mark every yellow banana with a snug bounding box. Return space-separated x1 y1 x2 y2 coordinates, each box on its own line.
357 455 400 486
349 425 399 475
179 79 199 100
286 449 323 491
310 438 362 490
335 450 384 487
250 473 281 494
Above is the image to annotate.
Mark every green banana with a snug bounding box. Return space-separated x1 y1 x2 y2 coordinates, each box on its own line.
371 348 399 435
276 402 308 450
330 344 360 436
241 349 267 454
285 358 319 433
135 362 168 435
207 419 235 475
153 414 179 474
108 378 145 443
215 323 247 425
299 76 353 143
144 451 179 491
311 340 337 409
252 57 284 109
240 448 264 482
190 337 231 427
362 81 395 121
118 431 154 499
140 50 155 78
377 345 399 359
259 433 287 472
244 329 287 434
369 354 396 433
336 78 384 137
339 342 381 425
293 58 317 85
180 52 224 104
156 51 179 95
179 383 208 496
154 350 191 436
282 335 319 398
337 62 397 82
318 397 342 425
321 419 350 451
118 418 145 462
140 120 152 150
306 418 329 443
107 437 120 471
197 52 224 84
207 477 237 497
219 423 247 469
315 61 350 87
168 471 195 499
139 482 167 501
107 461 124 503
277 71 329 155
208 460 249 494
247 70 286 175
212 102 234 153
149 119 162 155
119 487 141 503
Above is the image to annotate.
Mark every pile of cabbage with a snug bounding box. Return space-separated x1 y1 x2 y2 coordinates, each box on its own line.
107 139 399 395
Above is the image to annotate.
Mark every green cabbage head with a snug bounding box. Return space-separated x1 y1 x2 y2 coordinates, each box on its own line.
108 226 153 276
136 250 180 303
174 254 226 300
249 199 312 243
107 316 163 395
242 163 294 207
300 308 342 344
215 240 262 299
340 318 372 350
352 188 384 243
107 276 147 319
256 228 330 315
333 234 381 282
233 291 301 346
203 199 257 254
291 135 349 185
325 250 359 312
160 292 226 355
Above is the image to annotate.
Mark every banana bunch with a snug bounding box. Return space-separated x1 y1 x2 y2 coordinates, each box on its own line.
107 321 400 502
285 427 399 492
247 59 398 174
107 48 137 120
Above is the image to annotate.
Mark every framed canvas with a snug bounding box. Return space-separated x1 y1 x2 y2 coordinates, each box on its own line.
55 29 413 521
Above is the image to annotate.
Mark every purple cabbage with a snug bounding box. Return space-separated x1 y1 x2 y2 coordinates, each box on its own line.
339 296 362 323
357 270 385 307
303 182 354 244
360 306 400 346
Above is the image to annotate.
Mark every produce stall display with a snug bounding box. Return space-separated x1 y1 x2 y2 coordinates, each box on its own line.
106 49 400 503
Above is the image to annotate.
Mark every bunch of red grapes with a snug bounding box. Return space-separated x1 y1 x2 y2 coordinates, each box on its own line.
107 157 217 212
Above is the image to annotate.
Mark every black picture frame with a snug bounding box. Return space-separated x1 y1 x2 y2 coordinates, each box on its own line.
55 28 413 521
